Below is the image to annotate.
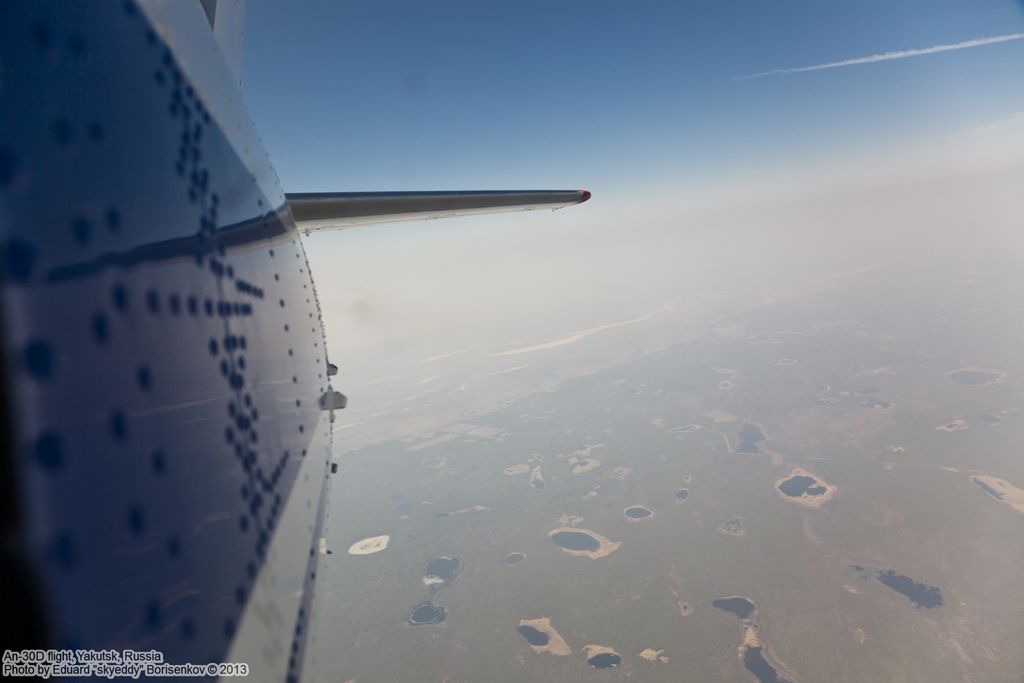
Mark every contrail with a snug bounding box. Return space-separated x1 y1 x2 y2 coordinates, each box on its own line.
740 32 1024 79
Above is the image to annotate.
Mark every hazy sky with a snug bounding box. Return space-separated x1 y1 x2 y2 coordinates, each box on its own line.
243 1 1024 389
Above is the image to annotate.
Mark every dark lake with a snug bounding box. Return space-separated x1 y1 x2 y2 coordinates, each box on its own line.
778 475 826 498
744 646 791 683
712 596 755 620
586 653 621 669
517 625 549 647
503 552 526 565
675 488 689 501
624 506 652 519
736 423 765 454
551 530 600 552
425 557 461 583
408 602 447 625
981 414 1003 426
876 570 943 608
973 478 1003 500
947 369 1001 385
720 517 744 534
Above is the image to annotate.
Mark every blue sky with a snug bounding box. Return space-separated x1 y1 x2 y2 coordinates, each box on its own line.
245 1 1024 199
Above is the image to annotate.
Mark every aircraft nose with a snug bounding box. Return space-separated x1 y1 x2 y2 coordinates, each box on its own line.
579 189 592 203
